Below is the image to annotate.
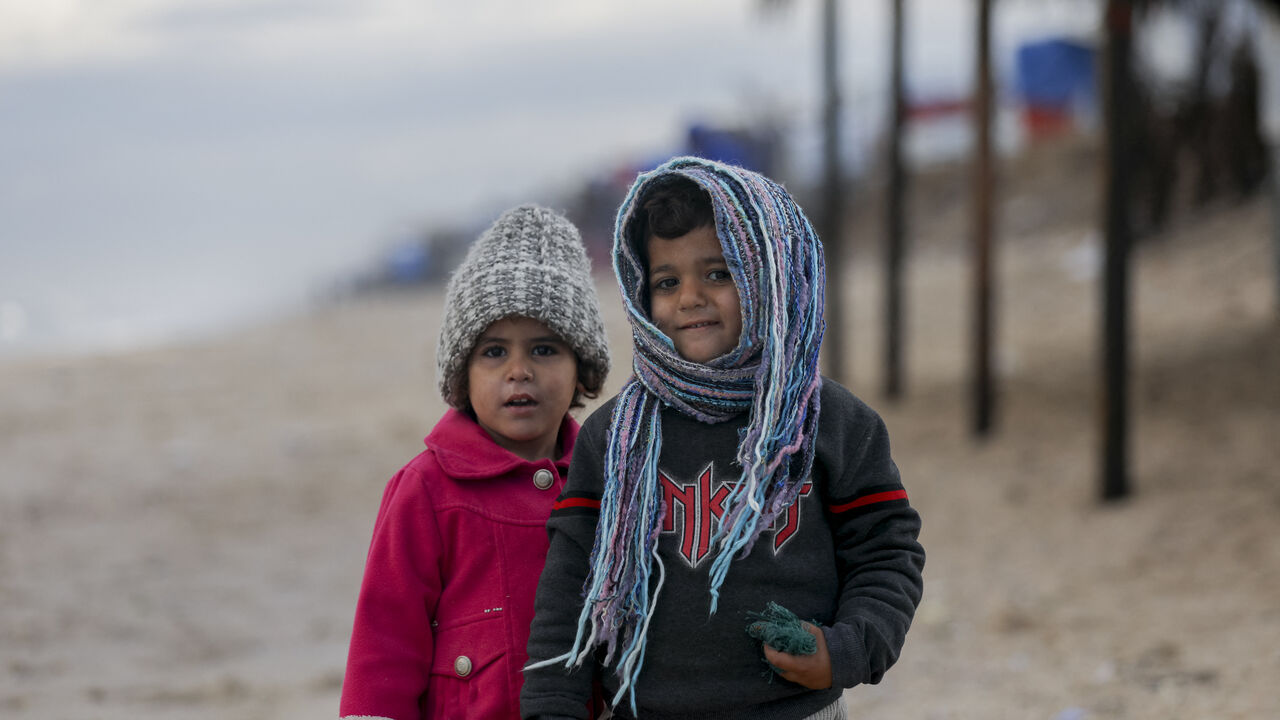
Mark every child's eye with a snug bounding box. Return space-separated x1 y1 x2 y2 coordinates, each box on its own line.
531 344 559 357
479 345 506 358
708 269 732 282
652 277 678 292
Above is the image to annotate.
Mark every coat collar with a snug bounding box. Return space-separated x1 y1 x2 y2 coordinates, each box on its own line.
425 407 579 480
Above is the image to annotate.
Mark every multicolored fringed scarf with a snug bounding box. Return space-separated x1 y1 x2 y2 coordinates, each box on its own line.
544 156 825 711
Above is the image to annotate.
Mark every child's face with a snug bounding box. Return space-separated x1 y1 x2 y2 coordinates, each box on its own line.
467 316 581 461
646 225 743 364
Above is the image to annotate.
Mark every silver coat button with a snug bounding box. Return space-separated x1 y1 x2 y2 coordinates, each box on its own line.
532 468 555 490
454 655 472 677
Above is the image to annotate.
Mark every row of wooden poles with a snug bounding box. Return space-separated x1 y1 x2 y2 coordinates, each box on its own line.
817 0 1137 502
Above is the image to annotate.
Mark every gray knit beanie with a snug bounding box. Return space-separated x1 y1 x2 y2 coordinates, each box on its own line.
437 204 610 408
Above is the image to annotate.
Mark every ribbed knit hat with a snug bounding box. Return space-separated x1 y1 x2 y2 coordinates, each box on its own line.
437 204 610 408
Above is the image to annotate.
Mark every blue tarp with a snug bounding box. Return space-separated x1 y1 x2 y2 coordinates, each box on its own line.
1016 38 1096 108
385 242 430 284
685 123 776 174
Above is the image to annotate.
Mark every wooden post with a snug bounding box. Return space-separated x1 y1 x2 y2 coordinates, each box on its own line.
884 0 907 400
820 0 849 384
1101 0 1133 500
971 0 996 435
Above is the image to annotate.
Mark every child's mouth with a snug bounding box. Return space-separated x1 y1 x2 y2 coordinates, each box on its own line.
505 396 537 407
681 320 718 330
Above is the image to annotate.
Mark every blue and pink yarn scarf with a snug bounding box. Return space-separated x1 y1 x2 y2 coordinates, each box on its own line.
548 156 826 710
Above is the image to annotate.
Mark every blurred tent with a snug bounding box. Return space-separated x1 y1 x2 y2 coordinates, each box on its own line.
384 243 432 285
684 122 783 177
1015 37 1097 139
344 225 475 293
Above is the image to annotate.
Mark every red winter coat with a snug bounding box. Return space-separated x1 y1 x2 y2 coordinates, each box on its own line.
340 408 578 720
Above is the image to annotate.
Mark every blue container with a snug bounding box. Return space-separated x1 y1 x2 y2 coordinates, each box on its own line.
1016 38 1096 109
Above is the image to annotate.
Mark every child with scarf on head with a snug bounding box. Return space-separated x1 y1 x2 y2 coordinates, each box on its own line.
521 158 925 720
340 206 611 720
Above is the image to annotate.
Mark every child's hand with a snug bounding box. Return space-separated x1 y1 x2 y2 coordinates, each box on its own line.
763 621 832 689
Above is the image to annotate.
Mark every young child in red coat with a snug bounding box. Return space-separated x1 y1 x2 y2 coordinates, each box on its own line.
340 205 611 720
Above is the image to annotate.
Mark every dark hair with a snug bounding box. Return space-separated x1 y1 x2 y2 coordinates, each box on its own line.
573 355 605 409
633 175 715 244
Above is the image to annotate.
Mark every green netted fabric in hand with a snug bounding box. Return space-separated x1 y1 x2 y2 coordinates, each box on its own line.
746 601 817 677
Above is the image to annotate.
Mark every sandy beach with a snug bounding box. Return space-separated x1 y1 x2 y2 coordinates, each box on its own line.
2 138 1278 719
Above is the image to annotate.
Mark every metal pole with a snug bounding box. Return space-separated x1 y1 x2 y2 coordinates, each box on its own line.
884 0 907 400
1101 0 1133 500
971 0 995 435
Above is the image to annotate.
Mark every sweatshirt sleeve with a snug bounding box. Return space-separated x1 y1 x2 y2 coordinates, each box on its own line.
340 463 444 720
520 407 610 720
820 399 925 690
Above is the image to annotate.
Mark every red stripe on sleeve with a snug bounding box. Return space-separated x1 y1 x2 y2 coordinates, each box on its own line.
830 489 908 514
553 497 601 511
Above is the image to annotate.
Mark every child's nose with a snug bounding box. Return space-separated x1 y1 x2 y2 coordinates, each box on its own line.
506 355 534 381
678 283 707 309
